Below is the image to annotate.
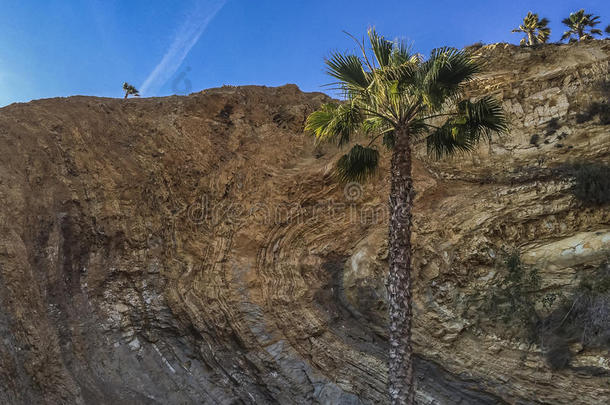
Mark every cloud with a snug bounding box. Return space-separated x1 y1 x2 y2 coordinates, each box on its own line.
140 0 226 96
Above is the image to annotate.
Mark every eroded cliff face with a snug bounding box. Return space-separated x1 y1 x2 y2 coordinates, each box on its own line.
0 40 608 404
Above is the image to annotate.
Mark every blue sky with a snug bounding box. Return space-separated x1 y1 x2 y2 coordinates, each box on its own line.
1 0 609 106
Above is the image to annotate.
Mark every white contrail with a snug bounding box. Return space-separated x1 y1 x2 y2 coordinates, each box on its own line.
140 0 227 96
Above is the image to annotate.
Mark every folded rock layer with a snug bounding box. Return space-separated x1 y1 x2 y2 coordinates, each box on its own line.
0 40 608 404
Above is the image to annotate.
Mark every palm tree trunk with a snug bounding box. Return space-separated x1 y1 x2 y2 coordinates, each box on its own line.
527 31 534 46
387 126 415 405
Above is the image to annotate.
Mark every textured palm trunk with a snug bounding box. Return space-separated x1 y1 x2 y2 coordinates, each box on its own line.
527 31 534 46
387 127 415 405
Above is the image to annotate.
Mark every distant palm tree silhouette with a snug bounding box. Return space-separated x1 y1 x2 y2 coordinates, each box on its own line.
122 82 140 99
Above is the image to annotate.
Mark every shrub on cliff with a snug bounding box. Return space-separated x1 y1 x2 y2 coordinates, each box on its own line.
538 263 610 369
464 42 484 52
571 163 610 206
470 253 610 370
472 251 543 342
575 101 610 125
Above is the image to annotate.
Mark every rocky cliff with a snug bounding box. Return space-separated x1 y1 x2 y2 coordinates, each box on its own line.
0 40 608 404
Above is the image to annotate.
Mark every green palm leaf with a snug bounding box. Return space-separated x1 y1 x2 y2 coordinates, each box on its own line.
390 40 419 66
458 96 508 136
305 102 362 146
368 28 393 67
325 53 369 91
426 96 507 158
336 144 379 181
426 122 476 158
420 47 481 110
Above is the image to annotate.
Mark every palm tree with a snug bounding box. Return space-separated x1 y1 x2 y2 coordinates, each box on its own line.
561 9 603 41
305 29 507 405
122 82 140 99
605 25 610 35
511 12 551 46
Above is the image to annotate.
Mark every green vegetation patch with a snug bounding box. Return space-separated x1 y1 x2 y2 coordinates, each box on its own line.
467 251 610 370
575 101 610 125
539 264 610 369
571 164 610 206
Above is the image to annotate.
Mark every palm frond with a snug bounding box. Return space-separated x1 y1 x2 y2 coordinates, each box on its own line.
382 131 395 149
325 53 370 91
336 144 379 181
406 120 430 138
354 80 402 125
426 96 507 158
419 47 481 110
368 28 393 67
361 116 391 136
306 104 339 140
305 102 363 146
426 122 476 159
360 116 396 149
376 57 419 86
390 40 418 66
537 28 551 43
458 96 508 136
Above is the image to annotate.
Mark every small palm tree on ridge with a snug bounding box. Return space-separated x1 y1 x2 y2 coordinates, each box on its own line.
123 82 140 99
511 12 551 46
561 9 603 41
